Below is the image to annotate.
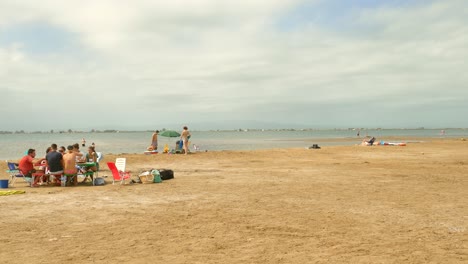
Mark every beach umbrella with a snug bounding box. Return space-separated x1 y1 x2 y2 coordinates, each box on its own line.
159 130 180 138
159 130 181 151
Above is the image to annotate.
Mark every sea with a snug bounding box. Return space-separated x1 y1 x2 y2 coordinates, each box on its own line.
1 129 466 160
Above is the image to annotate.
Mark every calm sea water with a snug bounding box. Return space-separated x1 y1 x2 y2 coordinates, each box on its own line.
1 129 466 160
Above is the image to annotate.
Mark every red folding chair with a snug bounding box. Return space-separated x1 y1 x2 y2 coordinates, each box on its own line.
107 162 131 185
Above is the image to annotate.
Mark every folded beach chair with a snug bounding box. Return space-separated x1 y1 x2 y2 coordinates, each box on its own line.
107 162 131 185
96 152 103 171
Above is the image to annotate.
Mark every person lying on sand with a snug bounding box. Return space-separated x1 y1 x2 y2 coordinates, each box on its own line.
361 137 376 146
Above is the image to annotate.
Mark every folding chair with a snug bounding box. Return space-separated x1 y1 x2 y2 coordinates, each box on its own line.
107 162 131 185
115 158 127 172
48 172 63 186
96 152 104 171
31 170 46 187
115 158 131 183
6 162 30 187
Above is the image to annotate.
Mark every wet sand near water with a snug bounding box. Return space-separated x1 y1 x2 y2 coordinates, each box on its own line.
0 138 467 263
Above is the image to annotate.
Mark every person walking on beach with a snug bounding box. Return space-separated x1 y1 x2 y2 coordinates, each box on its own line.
150 130 159 150
180 126 191 155
81 138 86 147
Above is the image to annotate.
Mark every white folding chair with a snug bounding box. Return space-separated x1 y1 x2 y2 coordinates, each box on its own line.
95 152 103 171
115 158 126 172
96 152 104 163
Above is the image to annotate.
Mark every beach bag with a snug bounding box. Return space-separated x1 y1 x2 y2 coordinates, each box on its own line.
152 170 162 183
158 169 174 180
93 177 106 186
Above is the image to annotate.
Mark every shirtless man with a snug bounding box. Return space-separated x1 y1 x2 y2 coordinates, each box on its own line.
180 126 191 155
63 145 78 186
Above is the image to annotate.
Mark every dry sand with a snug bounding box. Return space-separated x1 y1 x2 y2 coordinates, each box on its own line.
0 138 467 263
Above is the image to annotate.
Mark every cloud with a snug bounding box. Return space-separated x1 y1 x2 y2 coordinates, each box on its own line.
0 0 467 130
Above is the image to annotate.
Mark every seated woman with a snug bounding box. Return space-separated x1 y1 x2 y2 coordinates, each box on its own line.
58 146 66 155
81 146 98 183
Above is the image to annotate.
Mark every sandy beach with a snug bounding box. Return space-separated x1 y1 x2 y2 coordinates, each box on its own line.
0 138 467 263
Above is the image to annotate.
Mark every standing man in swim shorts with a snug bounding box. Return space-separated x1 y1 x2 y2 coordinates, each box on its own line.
180 126 191 155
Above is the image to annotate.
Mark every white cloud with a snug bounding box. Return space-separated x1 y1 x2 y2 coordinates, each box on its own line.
0 0 467 130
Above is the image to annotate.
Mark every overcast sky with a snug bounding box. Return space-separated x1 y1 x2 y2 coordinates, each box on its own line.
0 0 467 131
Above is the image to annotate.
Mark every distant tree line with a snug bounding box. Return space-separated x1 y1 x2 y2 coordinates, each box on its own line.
0 129 122 134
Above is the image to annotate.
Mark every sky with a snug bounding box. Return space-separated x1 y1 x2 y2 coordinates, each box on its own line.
0 0 467 131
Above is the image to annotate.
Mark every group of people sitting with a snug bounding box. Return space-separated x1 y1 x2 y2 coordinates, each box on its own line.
17 143 100 187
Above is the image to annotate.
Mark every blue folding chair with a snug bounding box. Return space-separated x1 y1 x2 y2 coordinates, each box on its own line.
6 161 31 187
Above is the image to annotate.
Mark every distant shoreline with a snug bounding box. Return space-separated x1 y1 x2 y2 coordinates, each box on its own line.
1 127 466 134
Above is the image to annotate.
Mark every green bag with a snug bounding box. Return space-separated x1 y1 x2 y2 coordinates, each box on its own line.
152 170 162 183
